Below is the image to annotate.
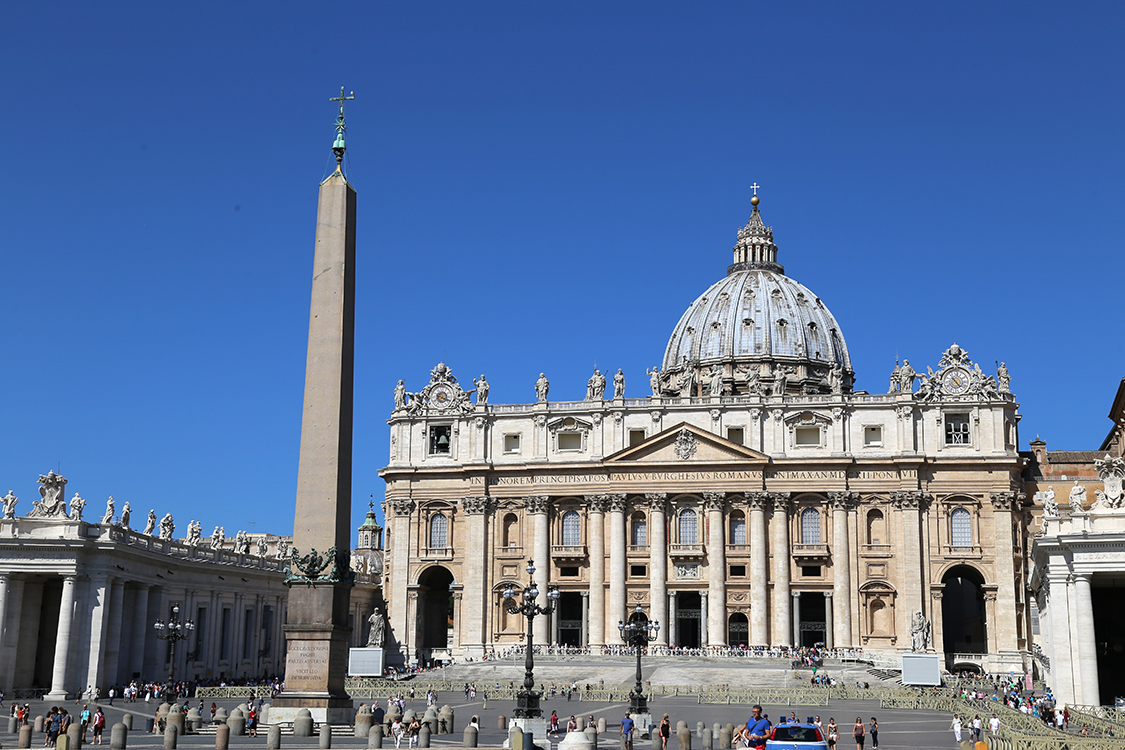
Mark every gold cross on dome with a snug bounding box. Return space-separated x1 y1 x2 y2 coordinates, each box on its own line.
750 182 760 196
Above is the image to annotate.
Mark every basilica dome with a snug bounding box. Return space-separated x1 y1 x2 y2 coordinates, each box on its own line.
660 199 852 396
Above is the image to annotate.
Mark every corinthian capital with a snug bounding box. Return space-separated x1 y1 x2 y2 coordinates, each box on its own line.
767 491 792 516
523 495 550 515
461 496 495 515
584 494 607 513
702 492 726 512
644 493 668 512
604 493 628 513
828 491 857 511
747 491 771 511
388 500 416 517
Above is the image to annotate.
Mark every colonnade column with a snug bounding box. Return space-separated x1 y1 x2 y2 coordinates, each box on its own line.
824 592 834 650
791 592 801 647
929 589 945 656
607 493 627 643
829 492 855 648
703 492 726 647
100 578 124 687
646 493 669 646
580 593 589 648
1072 573 1100 706
460 496 494 657
524 495 551 646
748 493 769 645
84 574 111 691
0 574 9 680
768 493 792 646
585 495 607 647
130 584 150 679
700 591 709 647
46 575 78 700
0 576 22 693
1046 573 1075 706
667 592 677 647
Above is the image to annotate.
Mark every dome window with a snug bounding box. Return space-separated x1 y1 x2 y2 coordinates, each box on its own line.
796 292 807 305
711 321 721 330
742 318 754 327
771 288 782 299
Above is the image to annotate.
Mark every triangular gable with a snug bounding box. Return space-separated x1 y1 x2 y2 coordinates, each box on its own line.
604 422 770 464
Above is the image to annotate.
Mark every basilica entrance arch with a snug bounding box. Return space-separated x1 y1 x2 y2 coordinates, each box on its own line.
675 592 701 648
941 566 986 655
556 592 583 647
727 612 749 646
416 566 454 664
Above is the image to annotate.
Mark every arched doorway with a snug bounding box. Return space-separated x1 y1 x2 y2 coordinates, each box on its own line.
941 566 986 654
676 592 701 648
727 613 749 647
417 566 454 664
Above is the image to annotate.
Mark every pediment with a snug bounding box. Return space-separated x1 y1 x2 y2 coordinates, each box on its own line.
604 422 769 465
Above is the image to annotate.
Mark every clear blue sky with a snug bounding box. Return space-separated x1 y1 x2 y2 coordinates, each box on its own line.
2 2 1123 538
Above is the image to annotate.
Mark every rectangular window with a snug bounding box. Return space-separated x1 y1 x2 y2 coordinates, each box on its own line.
801 565 822 577
560 566 580 577
628 429 646 446
429 425 452 454
795 427 820 447
243 608 255 660
558 432 582 451
1030 601 1040 636
729 565 747 577
630 565 647 578
220 607 232 661
863 425 883 447
945 414 970 445
503 434 521 453
726 427 744 445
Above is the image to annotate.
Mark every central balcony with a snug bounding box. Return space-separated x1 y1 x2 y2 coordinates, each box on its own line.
792 543 829 560
668 543 705 560
551 544 587 561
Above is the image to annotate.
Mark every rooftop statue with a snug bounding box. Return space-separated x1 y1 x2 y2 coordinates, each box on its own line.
29 470 68 518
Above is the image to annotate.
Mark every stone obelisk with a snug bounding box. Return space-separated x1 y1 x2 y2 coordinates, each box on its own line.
272 88 357 725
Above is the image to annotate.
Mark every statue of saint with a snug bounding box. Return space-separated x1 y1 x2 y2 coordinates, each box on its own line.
646 366 661 397
888 360 901 393
613 369 625 399
210 526 225 549
120 502 131 529
535 373 550 402
366 606 386 648
587 369 606 400
708 365 724 396
143 510 157 535
1069 481 1087 512
910 611 931 652
1039 486 1059 517
997 362 1011 393
69 493 85 521
257 536 269 556
186 520 202 547
473 375 489 405
101 496 115 525
158 513 175 541
277 537 290 559
393 380 407 410
829 362 844 394
773 367 788 397
899 360 916 394
2 490 17 519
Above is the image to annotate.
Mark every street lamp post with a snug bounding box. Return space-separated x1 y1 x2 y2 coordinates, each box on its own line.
502 559 559 718
618 604 659 717
153 602 194 704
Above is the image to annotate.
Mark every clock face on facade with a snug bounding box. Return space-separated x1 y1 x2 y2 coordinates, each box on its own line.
429 384 454 409
942 368 970 395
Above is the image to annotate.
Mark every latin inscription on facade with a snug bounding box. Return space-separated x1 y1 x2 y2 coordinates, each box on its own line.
479 469 899 487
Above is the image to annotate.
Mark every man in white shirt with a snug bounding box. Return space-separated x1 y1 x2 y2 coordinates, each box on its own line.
989 714 1000 735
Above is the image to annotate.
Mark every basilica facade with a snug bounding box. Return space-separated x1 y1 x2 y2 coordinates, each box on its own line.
379 199 1031 675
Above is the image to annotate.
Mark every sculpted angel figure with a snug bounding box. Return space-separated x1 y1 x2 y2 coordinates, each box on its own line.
101 496 115 525
1069 481 1087 512
69 493 85 521
2 490 17 519
120 501 131 529
158 513 175 540
143 510 157 535
535 373 549 402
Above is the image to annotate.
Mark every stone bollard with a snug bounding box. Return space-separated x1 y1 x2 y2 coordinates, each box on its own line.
122 715 134 731
185 709 201 734
163 724 178 750
701 728 712 750
19 725 32 749
293 710 314 738
267 726 281 750
718 726 731 750
355 709 374 739
213 708 229 726
651 731 661 750
167 706 185 737
695 722 705 739
34 717 45 733
226 709 245 737
598 718 607 735
319 724 332 750
57 734 71 750
214 724 230 750
498 715 507 730
419 724 431 748
439 709 454 735
368 726 383 749
67 723 82 748
677 726 691 750
676 722 687 732
9 717 17 734
109 724 127 750
585 727 597 745
723 724 734 738
712 724 720 739
509 727 523 750
463 726 477 748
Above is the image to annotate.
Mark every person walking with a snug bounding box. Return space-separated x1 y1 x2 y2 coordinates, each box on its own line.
621 712 635 750
868 718 878 749
949 715 962 744
826 719 839 749
550 710 559 738
391 718 404 750
852 717 865 750
745 705 771 750
659 714 671 750
971 715 982 741
407 717 421 749
989 713 1000 736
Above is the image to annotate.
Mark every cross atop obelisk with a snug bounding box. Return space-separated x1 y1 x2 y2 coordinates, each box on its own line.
273 93 359 725
330 86 354 166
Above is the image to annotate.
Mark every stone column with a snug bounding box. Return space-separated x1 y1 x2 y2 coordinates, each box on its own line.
84 574 112 691
551 603 560 646
1046 573 1075 706
0 573 9 680
46 575 78 700
768 493 792 646
585 495 607 647
524 495 551 646
1073 574 1100 706
791 592 801 647
0 576 23 693
748 493 769 645
703 492 726 647
130 585 150 679
929 589 945 655
894 491 926 636
700 591 709 647
989 492 1022 653
824 592 834 650
101 578 126 688
460 496 494 658
607 494 627 643
667 592 677 647
646 493 669 646
387 500 415 663
828 492 855 648
580 593 589 648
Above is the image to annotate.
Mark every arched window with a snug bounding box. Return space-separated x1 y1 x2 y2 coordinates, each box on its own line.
429 513 448 549
951 508 972 547
503 513 519 548
678 508 698 545
800 508 821 544
729 511 746 545
866 509 885 545
561 511 581 546
363 533 370 547
631 512 647 546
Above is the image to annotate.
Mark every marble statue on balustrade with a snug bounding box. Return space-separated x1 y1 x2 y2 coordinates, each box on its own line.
613 369 625 399
888 360 901 394
234 530 251 555
366 606 386 648
473 375 489 405
186 520 202 547
158 513 175 541
276 537 290 559
586 369 606 401
1037 486 1059 517
393 380 407 411
646 366 660 397
738 363 761 395
996 362 1011 393
829 362 844 394
210 526 225 549
773 366 788 397
143 510 157 535
68 493 85 521
707 365 724 396
910 611 932 652
120 502 131 529
101 496 115 525
1095 454 1125 509
898 360 916 394
2 491 16 519
29 471 68 518
535 373 549 402
1069 481 1087 513
257 536 268 556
